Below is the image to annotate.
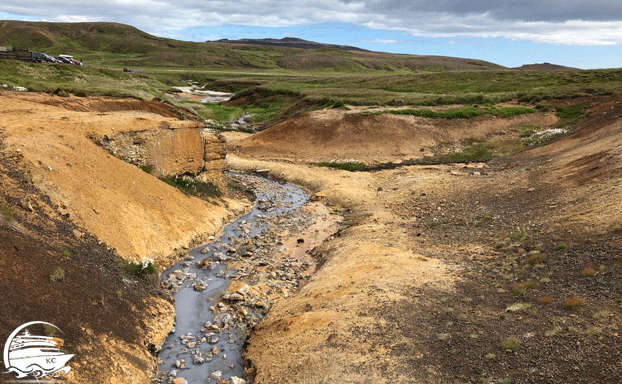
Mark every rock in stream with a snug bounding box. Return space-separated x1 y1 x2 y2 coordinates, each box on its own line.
157 173 336 384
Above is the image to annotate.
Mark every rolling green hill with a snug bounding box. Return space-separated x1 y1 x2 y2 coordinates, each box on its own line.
0 20 506 72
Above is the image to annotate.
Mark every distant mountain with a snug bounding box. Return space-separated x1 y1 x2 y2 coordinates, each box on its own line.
0 20 506 72
513 62 577 71
213 37 370 52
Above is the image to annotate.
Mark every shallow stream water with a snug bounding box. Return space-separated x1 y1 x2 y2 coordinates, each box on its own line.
157 174 307 384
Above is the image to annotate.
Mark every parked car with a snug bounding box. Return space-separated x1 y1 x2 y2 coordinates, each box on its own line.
69 58 84 66
32 52 57 63
55 56 72 64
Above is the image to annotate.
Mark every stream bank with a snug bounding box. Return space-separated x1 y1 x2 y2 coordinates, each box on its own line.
156 173 342 384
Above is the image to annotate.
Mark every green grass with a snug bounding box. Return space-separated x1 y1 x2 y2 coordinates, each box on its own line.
176 101 244 124
1 21 503 73
538 296 553 304
312 161 366 171
160 176 222 198
368 106 535 119
555 105 588 127
416 141 495 165
2 21 620 142
0 60 174 100
526 253 545 265
511 282 537 296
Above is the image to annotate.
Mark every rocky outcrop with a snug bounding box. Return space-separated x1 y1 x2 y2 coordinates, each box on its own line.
96 124 225 188
201 132 227 189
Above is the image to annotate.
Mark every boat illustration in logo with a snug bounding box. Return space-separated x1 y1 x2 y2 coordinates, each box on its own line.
2 321 73 379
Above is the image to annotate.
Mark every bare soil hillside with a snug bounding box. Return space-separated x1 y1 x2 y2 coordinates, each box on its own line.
228 95 622 383
0 91 246 384
233 105 557 164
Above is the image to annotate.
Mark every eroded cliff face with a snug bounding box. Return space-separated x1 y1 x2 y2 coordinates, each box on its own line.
96 123 226 189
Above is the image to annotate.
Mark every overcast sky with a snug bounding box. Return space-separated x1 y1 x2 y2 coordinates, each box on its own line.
2 0 621 69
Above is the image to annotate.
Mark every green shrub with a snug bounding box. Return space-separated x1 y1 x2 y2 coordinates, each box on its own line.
119 259 157 277
53 87 69 97
511 284 526 296
75 91 87 97
330 99 346 109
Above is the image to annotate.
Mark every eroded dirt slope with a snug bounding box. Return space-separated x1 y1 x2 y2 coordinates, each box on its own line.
229 96 622 383
0 92 245 262
233 105 557 164
0 91 245 384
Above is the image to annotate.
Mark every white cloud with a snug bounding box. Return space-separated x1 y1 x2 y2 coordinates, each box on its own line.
361 39 399 44
1 0 622 46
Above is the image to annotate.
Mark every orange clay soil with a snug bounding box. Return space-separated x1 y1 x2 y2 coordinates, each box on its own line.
0 91 246 384
228 96 622 383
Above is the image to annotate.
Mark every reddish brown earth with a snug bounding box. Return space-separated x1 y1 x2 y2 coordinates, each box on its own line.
0 92 244 384
228 96 622 383
232 104 557 164
2 90 621 384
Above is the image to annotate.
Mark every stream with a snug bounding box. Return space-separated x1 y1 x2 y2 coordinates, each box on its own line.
156 173 310 384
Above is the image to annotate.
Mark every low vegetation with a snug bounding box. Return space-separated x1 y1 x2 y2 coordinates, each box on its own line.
160 176 222 198
564 297 585 308
502 337 521 352
0 60 172 100
140 164 153 174
312 161 366 172
555 104 589 127
118 259 157 278
0 201 14 222
174 100 243 124
49 267 65 282
370 106 535 119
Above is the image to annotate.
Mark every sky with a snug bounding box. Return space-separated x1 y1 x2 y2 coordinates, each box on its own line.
1 0 622 69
